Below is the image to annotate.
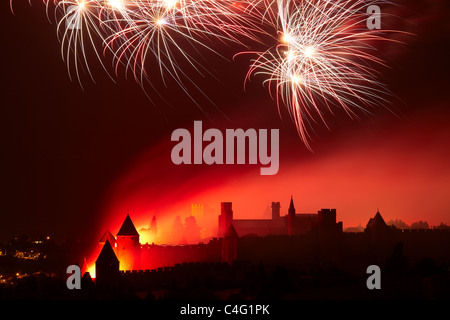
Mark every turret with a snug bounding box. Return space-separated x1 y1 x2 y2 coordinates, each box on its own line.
316 209 343 234
365 210 389 233
288 196 295 215
288 196 296 236
95 239 120 288
115 214 141 270
271 202 281 220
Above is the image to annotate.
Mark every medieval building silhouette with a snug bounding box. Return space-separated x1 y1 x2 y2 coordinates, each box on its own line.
95 198 450 291
218 198 342 238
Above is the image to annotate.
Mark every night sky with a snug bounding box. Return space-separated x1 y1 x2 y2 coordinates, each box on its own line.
1 0 450 249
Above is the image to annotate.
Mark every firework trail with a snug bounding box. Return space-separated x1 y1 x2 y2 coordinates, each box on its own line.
11 0 405 149
38 1 265 85
101 0 264 92
50 1 113 86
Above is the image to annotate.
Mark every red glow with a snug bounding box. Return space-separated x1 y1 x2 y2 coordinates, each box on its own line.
85 107 450 271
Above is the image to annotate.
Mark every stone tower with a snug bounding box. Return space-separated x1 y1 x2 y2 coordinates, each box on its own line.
95 239 120 288
115 214 141 271
271 202 281 220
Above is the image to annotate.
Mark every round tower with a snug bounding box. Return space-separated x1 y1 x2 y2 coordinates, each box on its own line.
115 214 141 271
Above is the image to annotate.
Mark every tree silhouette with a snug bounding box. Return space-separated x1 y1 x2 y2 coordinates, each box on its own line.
387 219 410 230
410 221 429 229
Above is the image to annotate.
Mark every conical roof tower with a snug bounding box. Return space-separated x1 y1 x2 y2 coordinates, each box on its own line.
117 214 139 237
99 230 116 245
366 210 387 229
288 196 295 215
96 240 119 265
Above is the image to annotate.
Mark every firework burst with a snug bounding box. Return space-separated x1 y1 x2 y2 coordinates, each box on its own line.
36 0 266 88
50 0 115 86
11 0 406 150
242 0 405 150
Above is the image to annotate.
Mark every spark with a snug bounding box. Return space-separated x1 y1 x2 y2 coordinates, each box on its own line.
106 0 124 10
290 74 302 85
303 46 315 58
161 0 178 9
286 50 295 62
155 18 166 26
282 33 293 44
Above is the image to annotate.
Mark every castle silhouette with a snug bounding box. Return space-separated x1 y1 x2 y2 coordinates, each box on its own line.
95 197 450 290
218 197 342 238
